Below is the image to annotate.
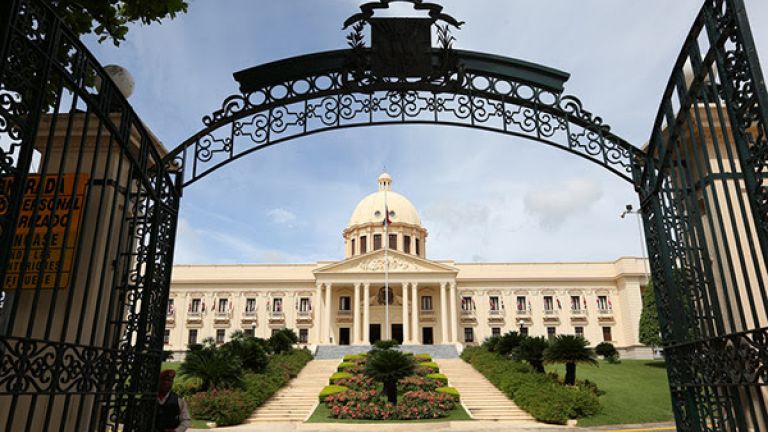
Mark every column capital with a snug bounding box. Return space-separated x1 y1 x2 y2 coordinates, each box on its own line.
449 281 457 289
363 282 370 289
316 282 323 289
411 282 419 289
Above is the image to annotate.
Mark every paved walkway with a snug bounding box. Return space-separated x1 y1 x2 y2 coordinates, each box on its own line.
192 422 676 431
247 359 337 423
437 358 535 422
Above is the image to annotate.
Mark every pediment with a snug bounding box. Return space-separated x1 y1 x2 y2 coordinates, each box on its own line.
314 250 457 274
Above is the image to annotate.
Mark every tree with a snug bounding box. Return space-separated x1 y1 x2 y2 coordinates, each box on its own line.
180 338 243 391
47 0 188 46
639 282 663 349
595 342 620 364
516 336 548 373
496 331 524 356
223 331 269 373
365 349 415 404
544 335 598 386
269 328 298 354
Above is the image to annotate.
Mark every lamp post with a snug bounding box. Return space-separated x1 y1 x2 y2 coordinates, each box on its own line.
518 319 526 336
620 204 649 274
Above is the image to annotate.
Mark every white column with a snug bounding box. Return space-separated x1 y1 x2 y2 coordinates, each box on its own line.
402 282 410 344
449 282 458 343
325 283 333 344
411 282 420 344
315 283 323 344
353 282 361 344
440 282 449 344
363 283 370 344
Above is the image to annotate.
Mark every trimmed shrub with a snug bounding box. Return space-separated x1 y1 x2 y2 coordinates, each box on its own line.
418 361 439 373
318 385 349 401
426 373 448 386
595 342 620 363
337 362 356 372
373 339 400 350
343 354 365 362
329 372 353 384
188 389 254 426
334 375 377 391
414 353 432 362
436 386 460 401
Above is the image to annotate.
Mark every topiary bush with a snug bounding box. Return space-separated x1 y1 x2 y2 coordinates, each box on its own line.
318 385 349 401
343 354 365 362
417 361 439 373
329 372 353 384
426 373 448 386
435 386 460 401
414 353 432 362
337 361 356 372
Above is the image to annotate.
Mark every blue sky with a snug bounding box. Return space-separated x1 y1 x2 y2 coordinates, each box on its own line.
84 1 768 265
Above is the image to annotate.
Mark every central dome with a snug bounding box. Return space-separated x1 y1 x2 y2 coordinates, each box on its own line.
348 173 422 228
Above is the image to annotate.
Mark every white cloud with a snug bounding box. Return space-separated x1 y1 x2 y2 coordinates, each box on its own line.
524 178 603 231
267 208 297 225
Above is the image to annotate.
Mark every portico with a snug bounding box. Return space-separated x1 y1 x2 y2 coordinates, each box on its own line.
313 249 459 345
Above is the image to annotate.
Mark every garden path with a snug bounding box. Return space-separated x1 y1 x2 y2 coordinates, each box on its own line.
247 359 338 423
438 359 536 422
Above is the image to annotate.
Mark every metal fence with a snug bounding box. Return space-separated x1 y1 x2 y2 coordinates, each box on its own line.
0 0 181 430
638 0 768 429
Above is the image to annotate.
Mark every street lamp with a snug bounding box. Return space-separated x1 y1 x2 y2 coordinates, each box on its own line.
620 204 649 274
518 319 526 335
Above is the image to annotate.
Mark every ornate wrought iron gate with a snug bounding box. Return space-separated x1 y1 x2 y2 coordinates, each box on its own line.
0 0 181 430
1 0 767 430
637 0 768 429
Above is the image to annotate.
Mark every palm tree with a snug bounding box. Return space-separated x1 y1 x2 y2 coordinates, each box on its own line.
365 349 415 403
180 338 243 390
516 336 549 373
543 335 598 385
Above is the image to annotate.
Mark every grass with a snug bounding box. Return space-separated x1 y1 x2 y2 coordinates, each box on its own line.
545 359 673 426
190 419 210 429
307 403 472 423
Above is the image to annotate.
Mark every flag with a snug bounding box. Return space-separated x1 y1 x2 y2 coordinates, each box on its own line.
608 298 613 309
584 298 588 310
382 205 392 226
202 300 206 313
528 300 532 311
556 298 562 310
188 302 191 312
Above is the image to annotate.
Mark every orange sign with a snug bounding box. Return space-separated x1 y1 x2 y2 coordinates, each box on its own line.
1 174 89 289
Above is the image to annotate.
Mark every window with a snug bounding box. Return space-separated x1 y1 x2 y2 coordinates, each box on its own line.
415 238 420 256
245 298 257 314
351 239 355 256
570 296 581 310
491 327 501 337
489 296 501 311
543 296 554 311
597 295 611 311
244 328 255 337
298 297 311 312
464 327 474 343
188 329 198 346
389 234 397 250
516 296 527 311
360 236 367 254
190 298 201 313
460 296 475 312
373 234 382 250
339 296 351 311
272 298 283 313
547 327 556 340
299 328 309 344
420 295 433 311
216 329 225 345
575 326 584 338
603 326 613 342
164 329 170 345
271 328 281 337
520 327 529 336
167 299 174 315
404 235 411 254
218 298 228 313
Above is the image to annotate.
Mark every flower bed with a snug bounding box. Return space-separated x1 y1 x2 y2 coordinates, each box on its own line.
317 353 463 421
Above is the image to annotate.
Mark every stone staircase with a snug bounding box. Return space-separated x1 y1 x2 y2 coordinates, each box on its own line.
314 344 459 359
438 358 536 422
247 359 337 423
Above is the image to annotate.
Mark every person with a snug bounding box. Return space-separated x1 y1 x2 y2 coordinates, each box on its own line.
155 369 191 432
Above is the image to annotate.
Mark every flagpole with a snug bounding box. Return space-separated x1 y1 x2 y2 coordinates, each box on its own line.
384 186 390 341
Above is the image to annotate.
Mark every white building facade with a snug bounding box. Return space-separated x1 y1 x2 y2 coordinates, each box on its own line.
166 174 651 358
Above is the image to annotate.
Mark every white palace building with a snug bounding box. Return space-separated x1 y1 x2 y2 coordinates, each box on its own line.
166 173 651 358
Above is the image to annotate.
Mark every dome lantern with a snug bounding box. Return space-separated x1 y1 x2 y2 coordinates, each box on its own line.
378 172 392 191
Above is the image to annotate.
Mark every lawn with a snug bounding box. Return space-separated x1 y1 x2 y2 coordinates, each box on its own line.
545 359 673 426
307 402 472 423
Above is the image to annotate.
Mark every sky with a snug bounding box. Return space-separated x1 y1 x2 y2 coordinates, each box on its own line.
84 1 768 265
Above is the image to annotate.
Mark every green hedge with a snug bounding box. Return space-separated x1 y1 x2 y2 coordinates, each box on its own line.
337 362 356 372
461 347 600 424
426 373 448 386
329 372 353 384
414 353 432 362
418 361 439 372
318 385 349 401
343 354 364 362
436 386 460 401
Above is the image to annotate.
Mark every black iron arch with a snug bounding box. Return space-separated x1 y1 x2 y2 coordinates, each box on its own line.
165 47 644 189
